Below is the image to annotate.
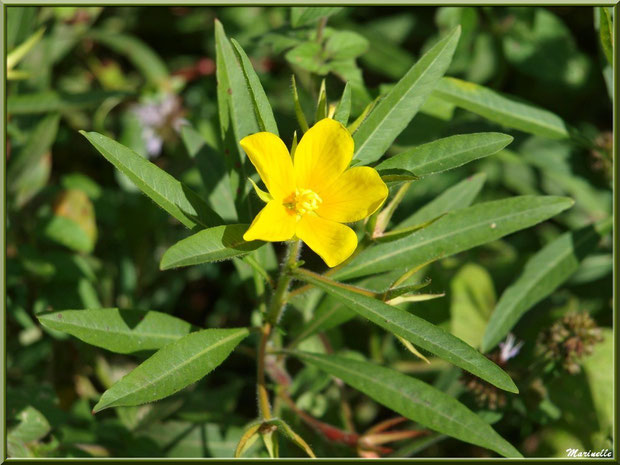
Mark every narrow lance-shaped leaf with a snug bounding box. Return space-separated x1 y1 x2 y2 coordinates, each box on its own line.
8 113 59 191
347 96 378 135
333 82 351 126
215 20 257 220
569 253 612 285
288 272 397 348
93 328 249 412
482 217 612 352
289 351 522 458
353 27 461 165
80 131 222 230
376 132 513 178
315 79 328 122
451 264 495 349
7 26 45 71
396 172 486 229
293 269 518 393
7 90 131 115
291 75 309 133
214 20 261 153
598 7 613 66
433 77 569 139
37 308 193 354
235 422 262 458
180 125 238 222
335 195 574 281
290 7 343 28
160 224 264 270
230 39 279 135
289 262 429 346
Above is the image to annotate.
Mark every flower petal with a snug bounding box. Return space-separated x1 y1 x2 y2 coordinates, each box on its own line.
296 213 357 268
294 118 354 194
317 166 389 223
243 200 296 242
240 132 295 200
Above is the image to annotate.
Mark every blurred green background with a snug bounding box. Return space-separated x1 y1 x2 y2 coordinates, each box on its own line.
6 6 613 458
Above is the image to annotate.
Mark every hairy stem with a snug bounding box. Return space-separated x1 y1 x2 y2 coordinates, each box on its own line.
257 240 302 420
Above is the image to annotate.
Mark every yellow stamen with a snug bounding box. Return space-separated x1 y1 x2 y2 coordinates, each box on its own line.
283 188 322 216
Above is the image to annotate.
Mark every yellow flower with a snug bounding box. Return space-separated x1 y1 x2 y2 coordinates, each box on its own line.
241 118 388 267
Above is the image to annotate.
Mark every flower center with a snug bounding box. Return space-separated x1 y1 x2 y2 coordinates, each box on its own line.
283 188 322 216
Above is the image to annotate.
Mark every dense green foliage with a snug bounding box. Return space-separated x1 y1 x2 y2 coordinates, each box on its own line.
6 6 613 459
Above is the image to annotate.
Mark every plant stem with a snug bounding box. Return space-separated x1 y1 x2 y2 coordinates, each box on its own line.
316 16 328 43
257 240 302 420
257 322 273 420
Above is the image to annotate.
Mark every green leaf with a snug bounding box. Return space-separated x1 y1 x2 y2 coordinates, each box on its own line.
354 24 416 80
333 82 351 126
353 27 461 165
7 6 37 50
347 96 378 135
375 215 444 244
315 79 327 122
215 19 262 217
293 269 518 393
42 216 94 254
450 264 495 349
7 90 131 115
376 132 512 178
215 20 263 144
80 131 222 230
143 420 251 458
289 351 522 457
433 77 569 139
93 328 249 412
37 308 193 354
419 93 456 120
518 137 612 218
335 195 573 281
87 30 169 88
395 173 486 229
11 152 51 208
501 9 589 89
180 125 238 222
288 271 407 348
40 189 97 254
481 217 612 352
230 39 279 135
325 31 369 60
8 113 59 181
289 294 353 348
8 406 51 444
8 113 59 201
290 7 342 28
7 26 45 71
291 75 310 133
215 20 263 221
286 41 329 75
582 328 613 435
569 253 612 284
160 224 264 270
599 8 613 65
